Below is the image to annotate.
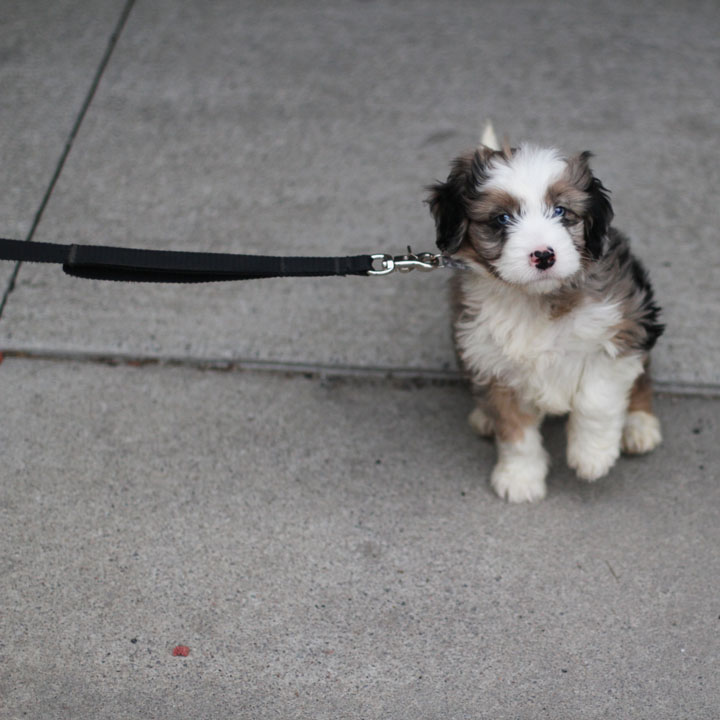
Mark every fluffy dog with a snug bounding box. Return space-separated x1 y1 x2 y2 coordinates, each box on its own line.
427 142 663 502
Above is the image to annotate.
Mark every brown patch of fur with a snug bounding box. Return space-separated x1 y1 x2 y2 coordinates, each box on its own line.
545 173 596 269
501 136 513 159
448 271 464 323
606 268 658 354
563 151 594 189
449 273 486 380
454 226 504 277
545 179 588 216
488 383 538 443
452 241 501 277
628 363 654 413
547 287 584 319
457 187 524 274
611 316 646 354
468 188 522 222
426 147 508 254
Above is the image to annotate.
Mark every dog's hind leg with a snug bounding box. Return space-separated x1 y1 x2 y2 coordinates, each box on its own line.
622 362 662 454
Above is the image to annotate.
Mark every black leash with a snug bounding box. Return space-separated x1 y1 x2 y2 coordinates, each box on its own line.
0 237 445 283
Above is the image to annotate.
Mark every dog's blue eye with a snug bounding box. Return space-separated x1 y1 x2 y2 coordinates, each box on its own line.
553 206 566 218
495 213 511 226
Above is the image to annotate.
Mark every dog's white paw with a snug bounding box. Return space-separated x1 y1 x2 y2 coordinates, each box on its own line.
468 407 494 437
622 411 662 455
490 456 547 503
567 440 620 482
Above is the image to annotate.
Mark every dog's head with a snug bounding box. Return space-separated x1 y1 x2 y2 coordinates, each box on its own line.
427 145 613 293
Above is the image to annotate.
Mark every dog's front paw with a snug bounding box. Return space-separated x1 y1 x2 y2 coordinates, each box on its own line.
622 411 662 454
491 456 547 503
566 439 620 482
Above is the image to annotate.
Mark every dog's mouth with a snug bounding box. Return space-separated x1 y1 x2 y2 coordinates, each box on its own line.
499 263 573 294
522 275 565 293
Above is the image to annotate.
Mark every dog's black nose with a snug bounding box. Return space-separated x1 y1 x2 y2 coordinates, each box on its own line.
531 248 555 271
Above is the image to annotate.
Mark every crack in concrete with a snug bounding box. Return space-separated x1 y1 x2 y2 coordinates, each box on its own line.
2 347 719 398
0 0 137 319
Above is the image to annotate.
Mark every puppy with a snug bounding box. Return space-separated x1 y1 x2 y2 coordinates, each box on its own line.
427 143 664 502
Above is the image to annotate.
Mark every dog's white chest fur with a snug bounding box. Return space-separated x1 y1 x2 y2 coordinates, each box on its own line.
455 274 639 414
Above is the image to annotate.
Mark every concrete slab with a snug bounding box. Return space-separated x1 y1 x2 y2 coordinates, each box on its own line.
1 0 719 386
0 0 129 287
1 357 719 718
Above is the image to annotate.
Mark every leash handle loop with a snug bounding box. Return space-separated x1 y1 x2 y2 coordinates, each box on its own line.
60 243 375 282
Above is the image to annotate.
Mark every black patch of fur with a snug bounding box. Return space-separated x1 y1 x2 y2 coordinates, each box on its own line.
470 150 489 189
603 229 665 351
628 255 665 351
426 176 468 253
566 151 614 261
584 176 613 260
426 149 491 254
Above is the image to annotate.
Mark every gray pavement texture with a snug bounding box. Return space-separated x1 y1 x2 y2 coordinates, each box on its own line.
1 0 719 718
3 359 720 719
1 0 719 386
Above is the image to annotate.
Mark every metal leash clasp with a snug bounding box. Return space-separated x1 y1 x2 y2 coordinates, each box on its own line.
369 246 445 276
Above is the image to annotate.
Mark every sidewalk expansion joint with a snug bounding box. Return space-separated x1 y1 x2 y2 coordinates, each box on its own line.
2 347 720 398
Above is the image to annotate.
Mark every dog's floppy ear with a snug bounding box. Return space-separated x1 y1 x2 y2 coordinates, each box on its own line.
585 175 613 260
426 149 489 254
426 174 469 255
567 151 614 260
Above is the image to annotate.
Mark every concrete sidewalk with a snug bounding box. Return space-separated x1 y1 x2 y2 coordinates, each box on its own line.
2 359 719 718
2 1 719 718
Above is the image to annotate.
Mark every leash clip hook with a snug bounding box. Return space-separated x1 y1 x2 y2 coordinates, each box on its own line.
369 246 444 276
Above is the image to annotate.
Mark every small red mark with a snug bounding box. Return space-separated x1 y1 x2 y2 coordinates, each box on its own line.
0 352 4 366
172 645 190 657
